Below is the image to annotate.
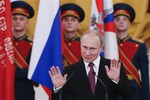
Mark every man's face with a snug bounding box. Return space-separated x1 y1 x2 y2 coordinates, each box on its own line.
12 15 28 32
114 15 131 32
62 16 80 33
81 34 102 63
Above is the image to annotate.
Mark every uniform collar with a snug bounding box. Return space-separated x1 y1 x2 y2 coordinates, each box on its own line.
64 35 79 41
14 34 27 41
117 35 130 42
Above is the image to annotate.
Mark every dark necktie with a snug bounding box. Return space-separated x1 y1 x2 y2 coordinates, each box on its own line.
88 62 95 95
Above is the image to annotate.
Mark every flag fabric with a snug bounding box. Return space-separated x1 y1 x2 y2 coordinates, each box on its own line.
104 0 118 59
28 0 63 99
90 0 118 60
90 0 104 34
0 0 15 100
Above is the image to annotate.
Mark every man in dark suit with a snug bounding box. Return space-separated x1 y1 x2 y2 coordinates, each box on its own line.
49 30 133 100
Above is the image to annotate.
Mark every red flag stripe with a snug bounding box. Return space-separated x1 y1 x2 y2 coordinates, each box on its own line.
96 0 103 13
104 22 116 32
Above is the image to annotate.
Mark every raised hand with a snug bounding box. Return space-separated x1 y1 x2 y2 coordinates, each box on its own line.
105 59 121 82
49 66 67 88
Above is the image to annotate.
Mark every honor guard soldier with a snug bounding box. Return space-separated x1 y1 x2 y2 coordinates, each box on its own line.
11 1 37 100
114 3 150 100
61 3 85 67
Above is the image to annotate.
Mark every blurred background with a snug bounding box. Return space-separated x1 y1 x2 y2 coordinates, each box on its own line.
10 0 150 100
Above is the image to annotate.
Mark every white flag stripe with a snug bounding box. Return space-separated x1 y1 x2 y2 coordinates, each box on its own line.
28 0 59 78
104 32 118 59
104 0 119 60
104 0 113 10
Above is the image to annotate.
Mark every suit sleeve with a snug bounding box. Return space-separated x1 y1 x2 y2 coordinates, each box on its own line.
52 66 73 100
115 62 134 99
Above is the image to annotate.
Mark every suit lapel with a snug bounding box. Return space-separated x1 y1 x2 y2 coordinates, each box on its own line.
95 57 108 97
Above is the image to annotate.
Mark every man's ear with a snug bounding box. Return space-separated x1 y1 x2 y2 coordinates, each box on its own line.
128 21 131 27
77 21 80 29
26 19 29 27
100 44 104 53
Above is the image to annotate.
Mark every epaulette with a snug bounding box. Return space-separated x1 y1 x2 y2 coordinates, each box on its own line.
27 36 33 42
132 37 144 44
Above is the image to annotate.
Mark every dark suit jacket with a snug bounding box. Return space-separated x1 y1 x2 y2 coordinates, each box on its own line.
52 57 134 100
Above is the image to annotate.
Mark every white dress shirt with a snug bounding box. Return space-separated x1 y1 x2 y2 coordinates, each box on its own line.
84 55 101 84
84 55 119 84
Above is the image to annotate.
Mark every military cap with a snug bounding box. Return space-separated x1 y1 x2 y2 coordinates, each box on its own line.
61 3 85 22
113 3 135 23
11 1 34 19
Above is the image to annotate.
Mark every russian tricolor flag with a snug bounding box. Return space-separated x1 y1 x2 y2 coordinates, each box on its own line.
90 0 118 60
28 0 63 97
104 0 118 59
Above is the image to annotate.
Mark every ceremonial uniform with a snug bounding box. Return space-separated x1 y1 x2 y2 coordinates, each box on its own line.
11 1 36 100
61 3 85 67
14 35 35 100
63 36 81 66
114 3 150 100
118 36 149 100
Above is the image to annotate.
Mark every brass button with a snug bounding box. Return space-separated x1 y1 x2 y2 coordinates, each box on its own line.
120 43 123 46
68 43 71 46
15 43 18 45
135 44 139 47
